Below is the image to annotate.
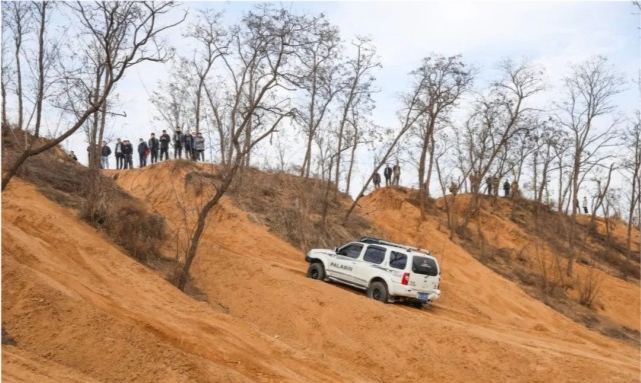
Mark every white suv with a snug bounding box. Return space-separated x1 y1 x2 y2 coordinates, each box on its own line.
305 237 441 306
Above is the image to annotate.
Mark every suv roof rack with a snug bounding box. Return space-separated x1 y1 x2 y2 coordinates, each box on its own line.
358 237 431 255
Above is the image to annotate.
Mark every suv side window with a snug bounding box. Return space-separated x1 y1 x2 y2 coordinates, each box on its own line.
389 251 407 269
338 244 363 259
363 246 386 265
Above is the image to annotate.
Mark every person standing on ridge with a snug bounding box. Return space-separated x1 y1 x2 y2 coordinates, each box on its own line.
183 131 194 161
195 132 205 162
173 126 183 159
392 161 401 186
511 180 519 199
384 164 392 187
583 196 588 214
101 140 112 169
373 171 381 189
122 140 134 169
503 180 510 197
492 175 499 196
486 176 492 195
114 138 124 169
159 130 171 161
138 138 149 168
148 133 159 164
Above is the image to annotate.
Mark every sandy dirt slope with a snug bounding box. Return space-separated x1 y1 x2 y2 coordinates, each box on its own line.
111 162 640 383
2 179 353 382
432 193 640 332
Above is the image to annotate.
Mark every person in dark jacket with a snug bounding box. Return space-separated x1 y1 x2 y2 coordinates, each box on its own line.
373 172 381 189
101 141 112 169
183 131 194 160
148 133 159 164
138 138 149 168
384 164 392 187
69 151 78 161
195 132 205 162
159 130 171 161
121 140 134 169
173 127 184 159
114 138 124 169
503 180 510 197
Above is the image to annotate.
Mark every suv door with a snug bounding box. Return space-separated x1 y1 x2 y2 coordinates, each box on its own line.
327 243 363 284
353 245 387 287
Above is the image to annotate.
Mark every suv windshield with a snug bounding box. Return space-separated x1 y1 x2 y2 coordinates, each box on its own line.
412 256 439 276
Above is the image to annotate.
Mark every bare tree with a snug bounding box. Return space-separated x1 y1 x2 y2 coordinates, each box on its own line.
458 58 545 230
409 54 474 219
557 56 626 276
4 2 31 132
174 5 303 290
291 14 344 178
186 9 225 136
343 59 439 224
1 9 14 128
2 1 185 191
150 59 195 132
622 111 641 260
334 36 380 191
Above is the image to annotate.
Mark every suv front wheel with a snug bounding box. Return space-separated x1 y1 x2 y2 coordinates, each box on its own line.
367 281 388 303
307 262 326 281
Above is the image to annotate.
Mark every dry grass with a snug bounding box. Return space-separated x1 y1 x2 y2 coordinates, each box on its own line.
225 166 380 251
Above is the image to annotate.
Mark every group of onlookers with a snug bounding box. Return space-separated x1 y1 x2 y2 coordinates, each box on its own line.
372 162 402 189
92 127 206 170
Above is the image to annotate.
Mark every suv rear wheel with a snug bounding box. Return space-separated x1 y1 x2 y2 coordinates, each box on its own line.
307 262 326 280
367 281 388 303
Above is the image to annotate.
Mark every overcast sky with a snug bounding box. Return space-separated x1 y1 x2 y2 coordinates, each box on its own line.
7 1 640 198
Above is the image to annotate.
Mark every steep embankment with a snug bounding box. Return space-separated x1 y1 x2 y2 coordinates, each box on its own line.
2 179 351 382
109 161 640 383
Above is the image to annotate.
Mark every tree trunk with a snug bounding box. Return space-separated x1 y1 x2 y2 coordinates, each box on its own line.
176 156 242 291
345 134 358 196
566 152 581 277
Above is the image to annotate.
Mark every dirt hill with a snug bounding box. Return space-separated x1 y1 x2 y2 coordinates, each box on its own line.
2 160 640 382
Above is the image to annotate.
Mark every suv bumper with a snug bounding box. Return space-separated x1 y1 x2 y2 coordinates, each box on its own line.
392 287 441 302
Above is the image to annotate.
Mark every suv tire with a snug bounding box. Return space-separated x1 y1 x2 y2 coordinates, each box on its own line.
367 281 388 303
307 262 326 281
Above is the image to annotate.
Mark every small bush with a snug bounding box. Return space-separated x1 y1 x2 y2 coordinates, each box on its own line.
2 327 16 346
577 265 604 308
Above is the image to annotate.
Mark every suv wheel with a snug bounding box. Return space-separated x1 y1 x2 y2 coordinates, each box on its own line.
367 281 388 303
307 263 325 280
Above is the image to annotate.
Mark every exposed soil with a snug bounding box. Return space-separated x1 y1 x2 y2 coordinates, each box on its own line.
2 161 640 382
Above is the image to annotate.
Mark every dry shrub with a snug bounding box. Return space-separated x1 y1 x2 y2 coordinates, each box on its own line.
2 327 16 346
228 166 380 251
533 240 564 296
576 264 605 308
80 171 165 264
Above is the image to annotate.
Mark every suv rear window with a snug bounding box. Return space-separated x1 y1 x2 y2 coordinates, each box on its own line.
412 256 439 276
389 251 407 269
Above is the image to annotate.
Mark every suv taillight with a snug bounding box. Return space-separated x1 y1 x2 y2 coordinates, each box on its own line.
401 272 410 285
